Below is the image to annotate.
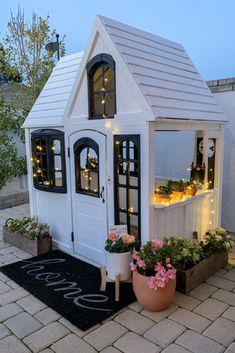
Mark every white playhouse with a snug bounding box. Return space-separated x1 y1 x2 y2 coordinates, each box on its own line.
23 15 225 266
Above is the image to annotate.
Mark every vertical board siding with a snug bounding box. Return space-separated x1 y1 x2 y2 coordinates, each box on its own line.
154 190 217 239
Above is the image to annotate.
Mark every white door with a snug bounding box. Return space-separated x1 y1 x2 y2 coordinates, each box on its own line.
69 130 107 266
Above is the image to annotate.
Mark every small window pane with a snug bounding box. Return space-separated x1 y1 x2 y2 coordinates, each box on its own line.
130 214 138 237
52 139 61 154
129 147 134 160
54 155 62 171
104 66 114 91
105 92 115 116
90 171 98 193
81 170 89 190
129 175 138 187
55 172 62 187
118 174 126 185
119 212 127 225
130 188 138 213
93 66 103 92
35 138 46 153
94 94 104 116
118 187 127 210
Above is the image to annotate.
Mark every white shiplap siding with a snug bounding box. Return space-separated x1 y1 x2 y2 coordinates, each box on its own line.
23 52 83 128
100 15 224 121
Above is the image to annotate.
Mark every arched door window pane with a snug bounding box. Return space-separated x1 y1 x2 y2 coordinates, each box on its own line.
74 138 99 196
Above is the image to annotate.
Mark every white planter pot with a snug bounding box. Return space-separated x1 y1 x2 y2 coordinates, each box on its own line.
105 251 132 281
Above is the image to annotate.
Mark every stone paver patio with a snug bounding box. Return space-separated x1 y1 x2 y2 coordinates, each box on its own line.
0 204 235 353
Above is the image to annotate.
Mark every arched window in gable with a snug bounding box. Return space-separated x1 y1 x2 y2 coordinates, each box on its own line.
87 53 116 119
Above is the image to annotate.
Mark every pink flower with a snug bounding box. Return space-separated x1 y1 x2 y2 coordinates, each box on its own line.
122 234 136 245
108 231 118 241
151 239 163 249
137 259 146 269
130 262 137 271
166 257 170 264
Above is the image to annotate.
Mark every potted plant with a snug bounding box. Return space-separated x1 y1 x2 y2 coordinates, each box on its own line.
130 239 177 311
155 185 171 204
165 228 233 293
185 181 199 197
3 216 52 256
168 179 185 200
105 232 138 281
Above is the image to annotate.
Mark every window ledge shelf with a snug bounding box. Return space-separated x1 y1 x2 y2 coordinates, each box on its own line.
154 189 217 210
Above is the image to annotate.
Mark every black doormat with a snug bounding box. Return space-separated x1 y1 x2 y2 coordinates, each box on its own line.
0 250 136 331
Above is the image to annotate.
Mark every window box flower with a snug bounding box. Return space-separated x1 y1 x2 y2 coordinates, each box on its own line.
3 217 52 256
165 228 233 294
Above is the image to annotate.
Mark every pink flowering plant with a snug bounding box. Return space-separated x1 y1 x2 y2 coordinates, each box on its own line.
105 231 139 253
131 240 177 290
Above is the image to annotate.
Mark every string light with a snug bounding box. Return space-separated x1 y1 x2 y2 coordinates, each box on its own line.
101 99 105 104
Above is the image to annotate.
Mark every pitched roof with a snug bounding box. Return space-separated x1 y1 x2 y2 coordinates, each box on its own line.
23 16 224 128
99 15 224 121
23 52 83 128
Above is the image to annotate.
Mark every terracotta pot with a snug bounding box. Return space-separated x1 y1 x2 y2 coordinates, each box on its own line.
105 251 132 281
133 271 176 311
155 194 171 204
171 191 184 200
185 187 197 197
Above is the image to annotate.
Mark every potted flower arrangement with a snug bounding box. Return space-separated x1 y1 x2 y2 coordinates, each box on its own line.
130 239 177 311
3 216 52 256
155 185 171 204
105 231 138 281
164 227 233 293
169 179 185 200
185 181 199 197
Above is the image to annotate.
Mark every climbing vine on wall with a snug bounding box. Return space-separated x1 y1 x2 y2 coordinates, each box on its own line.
0 99 29 190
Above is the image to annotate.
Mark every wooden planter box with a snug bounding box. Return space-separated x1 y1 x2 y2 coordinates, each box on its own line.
3 225 52 256
176 252 228 294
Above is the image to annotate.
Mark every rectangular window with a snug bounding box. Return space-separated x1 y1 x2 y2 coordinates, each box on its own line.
31 129 66 193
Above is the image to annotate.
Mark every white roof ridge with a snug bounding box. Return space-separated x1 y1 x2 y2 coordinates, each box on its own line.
98 15 184 52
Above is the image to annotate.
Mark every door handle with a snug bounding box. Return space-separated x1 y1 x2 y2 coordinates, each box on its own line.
100 186 105 203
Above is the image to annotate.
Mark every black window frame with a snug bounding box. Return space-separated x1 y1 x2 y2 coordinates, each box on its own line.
31 129 67 193
114 135 141 241
74 137 100 197
87 53 116 120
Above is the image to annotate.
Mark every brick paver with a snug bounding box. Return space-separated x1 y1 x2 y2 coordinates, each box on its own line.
193 298 229 320
144 318 185 348
84 321 127 351
0 204 234 353
172 292 201 310
169 308 211 333
203 317 235 346
114 309 154 334
176 330 224 353
114 332 161 353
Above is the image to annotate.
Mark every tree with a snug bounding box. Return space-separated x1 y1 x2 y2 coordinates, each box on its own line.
3 6 65 107
0 98 28 190
0 44 21 84
0 8 66 189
